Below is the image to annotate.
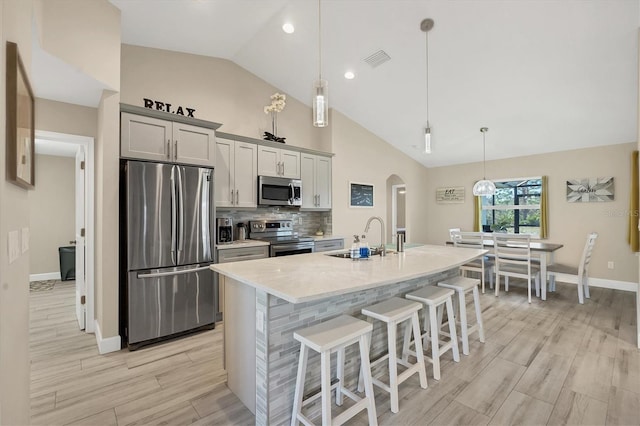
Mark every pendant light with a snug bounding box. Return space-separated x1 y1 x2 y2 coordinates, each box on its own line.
421 18 434 153
312 0 328 127
472 127 496 196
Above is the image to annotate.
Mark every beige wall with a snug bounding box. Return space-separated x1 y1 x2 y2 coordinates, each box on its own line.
35 98 98 137
28 155 75 275
330 110 430 247
95 90 120 339
425 142 638 282
1 0 34 422
121 44 322 151
34 0 120 90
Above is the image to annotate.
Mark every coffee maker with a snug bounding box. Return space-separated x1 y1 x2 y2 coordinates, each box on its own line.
216 218 233 244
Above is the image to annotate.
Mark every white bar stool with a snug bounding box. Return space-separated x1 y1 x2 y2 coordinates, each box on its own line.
359 297 428 414
405 286 460 381
291 315 377 426
437 276 485 356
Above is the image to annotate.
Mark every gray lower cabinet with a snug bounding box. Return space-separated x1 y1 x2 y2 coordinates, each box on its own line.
314 238 344 252
216 245 269 318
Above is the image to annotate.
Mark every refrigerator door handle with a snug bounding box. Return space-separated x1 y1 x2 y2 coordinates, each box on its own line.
170 166 177 264
137 266 211 279
177 166 185 254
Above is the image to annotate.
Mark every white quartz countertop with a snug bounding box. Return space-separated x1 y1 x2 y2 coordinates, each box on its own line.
211 244 486 304
215 240 270 250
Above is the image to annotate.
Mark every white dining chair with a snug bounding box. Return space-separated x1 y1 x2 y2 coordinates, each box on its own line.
547 232 598 304
451 231 494 293
448 228 461 241
493 233 541 303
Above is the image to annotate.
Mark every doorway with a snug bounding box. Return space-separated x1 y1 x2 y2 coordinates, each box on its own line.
33 130 95 333
392 184 407 242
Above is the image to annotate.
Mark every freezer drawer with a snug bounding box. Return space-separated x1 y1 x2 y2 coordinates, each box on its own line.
128 264 215 346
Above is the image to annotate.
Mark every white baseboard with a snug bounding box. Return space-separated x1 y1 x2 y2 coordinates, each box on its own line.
30 272 61 282
94 320 121 354
589 278 638 292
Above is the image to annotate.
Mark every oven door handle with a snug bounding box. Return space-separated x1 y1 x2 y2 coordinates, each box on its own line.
272 243 314 252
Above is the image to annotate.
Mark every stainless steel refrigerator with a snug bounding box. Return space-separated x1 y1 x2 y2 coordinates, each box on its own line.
123 160 216 349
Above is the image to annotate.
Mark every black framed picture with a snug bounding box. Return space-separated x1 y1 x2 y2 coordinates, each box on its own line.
349 182 374 208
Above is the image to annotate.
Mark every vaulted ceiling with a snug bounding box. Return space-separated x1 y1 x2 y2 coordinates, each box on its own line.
32 0 640 167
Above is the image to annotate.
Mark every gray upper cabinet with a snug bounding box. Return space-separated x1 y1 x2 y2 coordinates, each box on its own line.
215 137 258 208
301 153 332 210
121 112 216 167
257 145 300 179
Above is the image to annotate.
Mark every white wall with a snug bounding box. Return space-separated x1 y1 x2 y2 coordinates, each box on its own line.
425 142 638 283
28 154 75 275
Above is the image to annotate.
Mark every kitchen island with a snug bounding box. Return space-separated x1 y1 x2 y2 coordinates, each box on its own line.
211 244 486 425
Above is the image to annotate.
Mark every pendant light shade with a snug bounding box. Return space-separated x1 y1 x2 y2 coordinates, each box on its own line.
313 79 328 127
313 0 328 127
473 127 496 197
421 18 434 154
424 125 431 154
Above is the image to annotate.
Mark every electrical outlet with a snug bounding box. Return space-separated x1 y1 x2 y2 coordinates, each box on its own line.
21 227 29 253
298 216 303 225
607 261 614 269
324 217 329 225
8 230 20 264
256 311 264 333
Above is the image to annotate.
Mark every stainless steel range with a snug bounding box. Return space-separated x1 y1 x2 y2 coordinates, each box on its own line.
249 219 314 257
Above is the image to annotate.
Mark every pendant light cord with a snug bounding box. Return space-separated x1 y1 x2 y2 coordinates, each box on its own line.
481 127 488 179
318 0 322 81
425 29 429 127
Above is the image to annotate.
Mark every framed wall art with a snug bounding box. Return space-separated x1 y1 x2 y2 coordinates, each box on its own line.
6 41 35 189
436 186 465 203
566 177 614 202
349 182 374 208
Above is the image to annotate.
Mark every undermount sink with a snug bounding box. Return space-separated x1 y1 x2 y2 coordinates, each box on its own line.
325 248 396 259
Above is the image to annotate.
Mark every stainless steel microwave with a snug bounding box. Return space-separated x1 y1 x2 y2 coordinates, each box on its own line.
258 176 302 206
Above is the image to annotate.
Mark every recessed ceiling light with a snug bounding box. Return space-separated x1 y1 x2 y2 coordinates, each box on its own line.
282 23 295 34
344 71 355 80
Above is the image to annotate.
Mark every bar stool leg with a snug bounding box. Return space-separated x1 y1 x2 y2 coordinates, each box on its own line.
445 298 460 362
401 319 412 364
472 285 485 343
457 289 469 356
428 306 441 380
320 351 331 426
387 322 400 413
291 345 308 426
358 333 378 426
336 347 344 406
411 313 428 389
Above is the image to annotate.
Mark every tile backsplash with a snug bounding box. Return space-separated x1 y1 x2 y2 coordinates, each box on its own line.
216 207 332 237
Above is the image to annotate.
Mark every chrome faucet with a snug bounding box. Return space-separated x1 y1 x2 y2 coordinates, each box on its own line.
364 216 386 256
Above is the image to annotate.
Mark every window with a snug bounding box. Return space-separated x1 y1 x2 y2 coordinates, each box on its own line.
480 177 542 237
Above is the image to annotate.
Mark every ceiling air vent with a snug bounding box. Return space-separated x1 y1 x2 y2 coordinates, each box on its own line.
363 49 391 68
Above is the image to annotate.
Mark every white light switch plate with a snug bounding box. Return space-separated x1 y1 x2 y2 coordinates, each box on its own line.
8 230 20 264
21 227 29 253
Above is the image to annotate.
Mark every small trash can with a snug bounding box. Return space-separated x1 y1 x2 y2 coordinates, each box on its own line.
58 246 76 281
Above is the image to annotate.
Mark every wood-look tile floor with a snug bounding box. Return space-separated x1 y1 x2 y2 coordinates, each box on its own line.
30 280 639 425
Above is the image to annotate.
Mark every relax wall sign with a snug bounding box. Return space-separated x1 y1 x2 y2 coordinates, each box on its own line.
143 98 196 118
